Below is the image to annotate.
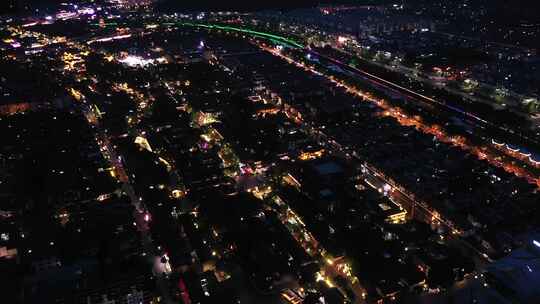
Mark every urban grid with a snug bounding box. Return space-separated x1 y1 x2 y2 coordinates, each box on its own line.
0 1 539 304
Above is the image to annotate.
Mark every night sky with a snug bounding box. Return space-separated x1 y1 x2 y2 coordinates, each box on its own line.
2 0 385 15
2 0 539 19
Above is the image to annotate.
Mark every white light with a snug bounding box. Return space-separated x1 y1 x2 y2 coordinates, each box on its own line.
78 8 95 15
338 36 348 43
120 56 154 67
533 240 540 248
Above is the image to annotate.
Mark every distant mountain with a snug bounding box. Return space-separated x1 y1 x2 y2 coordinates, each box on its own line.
155 0 318 11
155 0 403 11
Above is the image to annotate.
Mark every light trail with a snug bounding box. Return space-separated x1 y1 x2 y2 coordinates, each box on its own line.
310 49 492 126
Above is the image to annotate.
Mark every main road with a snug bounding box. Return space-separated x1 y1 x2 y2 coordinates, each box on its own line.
306 48 540 168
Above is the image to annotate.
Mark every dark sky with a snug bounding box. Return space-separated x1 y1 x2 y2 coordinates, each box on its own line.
1 0 367 14
160 0 319 9
2 0 539 21
0 0 15 14
156 0 363 11
156 0 403 10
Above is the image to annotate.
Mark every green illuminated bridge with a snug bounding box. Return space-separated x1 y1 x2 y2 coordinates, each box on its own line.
171 22 305 49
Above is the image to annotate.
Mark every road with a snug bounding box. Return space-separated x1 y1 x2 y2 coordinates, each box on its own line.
253 44 505 268
309 48 529 137
82 101 175 304
252 44 540 189
309 48 540 168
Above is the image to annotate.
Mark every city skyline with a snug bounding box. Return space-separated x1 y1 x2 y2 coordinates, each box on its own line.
1 1 539 304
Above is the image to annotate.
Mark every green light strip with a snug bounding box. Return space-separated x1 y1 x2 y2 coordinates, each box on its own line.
179 22 304 48
90 22 118 27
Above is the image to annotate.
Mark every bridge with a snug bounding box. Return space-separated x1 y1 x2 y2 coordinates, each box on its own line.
176 22 305 49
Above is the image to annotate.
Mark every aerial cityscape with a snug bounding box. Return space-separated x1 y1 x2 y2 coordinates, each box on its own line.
1 1 539 303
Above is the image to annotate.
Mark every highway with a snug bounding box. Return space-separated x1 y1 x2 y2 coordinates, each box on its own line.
308 48 540 168
308 49 521 137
